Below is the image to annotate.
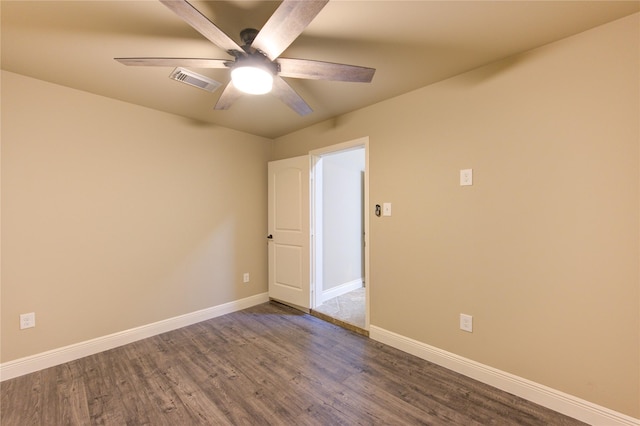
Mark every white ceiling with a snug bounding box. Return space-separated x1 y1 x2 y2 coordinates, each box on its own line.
2 0 638 139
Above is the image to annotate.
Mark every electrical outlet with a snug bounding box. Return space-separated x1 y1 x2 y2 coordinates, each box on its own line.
243 273 250 283
20 312 36 330
460 169 473 186
460 313 473 332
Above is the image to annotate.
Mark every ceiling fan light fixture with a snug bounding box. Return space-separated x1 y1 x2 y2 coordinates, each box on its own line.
231 64 274 95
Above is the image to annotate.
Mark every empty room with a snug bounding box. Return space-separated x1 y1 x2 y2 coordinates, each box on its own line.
1 1 639 425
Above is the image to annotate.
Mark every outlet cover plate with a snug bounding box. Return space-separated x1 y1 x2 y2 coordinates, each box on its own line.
460 313 473 332
20 312 36 329
460 169 473 186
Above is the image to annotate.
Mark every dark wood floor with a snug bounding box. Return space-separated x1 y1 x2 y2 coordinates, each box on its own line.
1 302 586 425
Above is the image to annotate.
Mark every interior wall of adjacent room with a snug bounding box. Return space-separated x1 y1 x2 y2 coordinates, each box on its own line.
322 149 365 293
1 71 272 363
272 14 640 418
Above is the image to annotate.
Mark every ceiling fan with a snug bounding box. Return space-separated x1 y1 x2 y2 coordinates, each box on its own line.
115 0 376 116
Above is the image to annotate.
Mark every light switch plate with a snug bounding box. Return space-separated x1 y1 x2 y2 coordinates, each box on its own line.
460 169 473 186
383 202 392 216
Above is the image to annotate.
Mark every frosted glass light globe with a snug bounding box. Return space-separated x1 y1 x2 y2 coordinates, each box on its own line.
231 65 274 95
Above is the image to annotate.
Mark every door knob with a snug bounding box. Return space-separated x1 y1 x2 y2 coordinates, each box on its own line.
267 234 273 239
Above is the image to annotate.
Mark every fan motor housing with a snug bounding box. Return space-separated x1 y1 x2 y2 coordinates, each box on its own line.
234 52 280 74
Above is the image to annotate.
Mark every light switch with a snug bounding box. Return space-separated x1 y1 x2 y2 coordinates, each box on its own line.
460 169 473 186
383 202 392 216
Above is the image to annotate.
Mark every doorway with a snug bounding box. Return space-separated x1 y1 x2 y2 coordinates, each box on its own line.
309 138 369 334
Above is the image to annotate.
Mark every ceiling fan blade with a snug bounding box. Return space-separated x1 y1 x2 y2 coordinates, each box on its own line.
115 58 229 68
271 76 313 116
278 58 375 82
159 0 244 55
251 0 329 61
214 82 243 110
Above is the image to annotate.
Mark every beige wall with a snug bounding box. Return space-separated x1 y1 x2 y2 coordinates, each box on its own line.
273 14 640 418
2 11 638 420
1 71 271 362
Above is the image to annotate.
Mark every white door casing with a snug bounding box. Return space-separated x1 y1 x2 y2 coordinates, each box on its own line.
268 155 310 310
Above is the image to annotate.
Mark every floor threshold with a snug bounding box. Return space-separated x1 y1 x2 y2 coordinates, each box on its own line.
310 309 369 337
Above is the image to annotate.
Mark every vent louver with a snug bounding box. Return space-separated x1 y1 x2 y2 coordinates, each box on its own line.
169 68 221 92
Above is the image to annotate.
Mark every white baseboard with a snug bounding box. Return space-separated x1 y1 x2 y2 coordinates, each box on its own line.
320 278 362 303
0 292 269 382
369 325 639 426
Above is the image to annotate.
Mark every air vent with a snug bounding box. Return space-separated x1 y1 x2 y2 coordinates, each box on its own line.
169 68 221 92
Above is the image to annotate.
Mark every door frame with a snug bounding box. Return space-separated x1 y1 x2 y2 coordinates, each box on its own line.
310 137 370 330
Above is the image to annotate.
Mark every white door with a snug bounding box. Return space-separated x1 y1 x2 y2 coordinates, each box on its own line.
268 155 310 310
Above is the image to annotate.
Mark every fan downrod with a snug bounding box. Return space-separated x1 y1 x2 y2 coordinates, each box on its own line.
240 28 259 47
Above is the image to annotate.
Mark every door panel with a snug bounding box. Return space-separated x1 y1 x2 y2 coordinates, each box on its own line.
275 168 303 231
268 156 310 309
274 245 302 289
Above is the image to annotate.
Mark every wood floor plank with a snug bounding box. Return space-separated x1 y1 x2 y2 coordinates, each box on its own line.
124 339 205 425
55 362 91 425
0 371 43 425
1 302 587 425
78 352 128 425
352 345 498 424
